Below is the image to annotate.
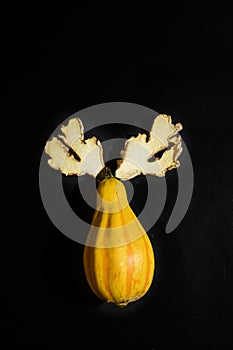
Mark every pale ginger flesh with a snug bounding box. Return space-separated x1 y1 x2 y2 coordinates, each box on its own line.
45 114 183 180
115 114 183 180
45 118 105 177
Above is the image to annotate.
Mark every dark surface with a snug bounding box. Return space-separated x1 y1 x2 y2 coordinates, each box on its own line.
4 4 233 349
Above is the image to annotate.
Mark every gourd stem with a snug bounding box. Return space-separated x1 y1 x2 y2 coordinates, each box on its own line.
105 166 114 179
96 166 114 183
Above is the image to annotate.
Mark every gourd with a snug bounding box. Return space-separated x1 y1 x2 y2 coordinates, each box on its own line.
83 170 155 307
44 114 182 307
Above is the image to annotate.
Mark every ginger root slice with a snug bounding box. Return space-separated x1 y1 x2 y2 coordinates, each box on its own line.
115 114 183 180
45 118 105 177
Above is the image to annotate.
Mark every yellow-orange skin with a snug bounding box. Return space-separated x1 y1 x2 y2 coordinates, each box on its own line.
83 177 155 307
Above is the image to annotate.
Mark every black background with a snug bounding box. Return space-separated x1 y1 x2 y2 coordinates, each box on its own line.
4 3 233 349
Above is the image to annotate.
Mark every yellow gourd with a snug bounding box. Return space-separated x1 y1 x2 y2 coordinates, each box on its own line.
83 168 155 307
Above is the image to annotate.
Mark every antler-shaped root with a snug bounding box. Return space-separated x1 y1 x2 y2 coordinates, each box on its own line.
45 118 105 177
115 114 183 180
